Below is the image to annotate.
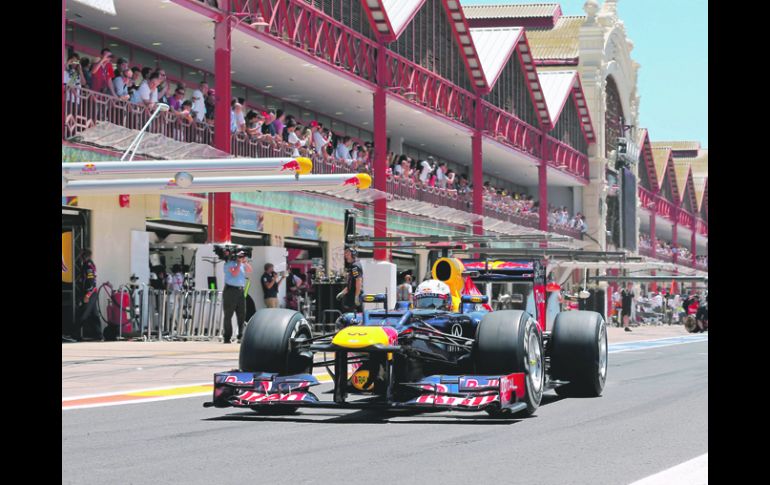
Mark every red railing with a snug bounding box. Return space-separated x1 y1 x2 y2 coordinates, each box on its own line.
481 100 540 158
638 186 655 211
64 88 215 144
639 246 654 258
384 50 475 127
234 0 378 84
544 135 589 182
655 196 676 222
696 262 707 271
677 208 694 228
696 218 708 236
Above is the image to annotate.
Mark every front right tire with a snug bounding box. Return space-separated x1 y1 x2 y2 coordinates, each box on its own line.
475 310 543 416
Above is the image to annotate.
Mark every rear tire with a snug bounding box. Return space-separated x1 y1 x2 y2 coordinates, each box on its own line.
239 309 313 375
550 311 607 397
475 310 543 417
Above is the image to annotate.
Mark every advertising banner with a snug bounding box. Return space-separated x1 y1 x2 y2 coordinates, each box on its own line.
160 195 203 223
232 207 264 232
293 217 321 240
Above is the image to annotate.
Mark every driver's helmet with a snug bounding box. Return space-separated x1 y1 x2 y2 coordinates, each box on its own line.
414 280 451 310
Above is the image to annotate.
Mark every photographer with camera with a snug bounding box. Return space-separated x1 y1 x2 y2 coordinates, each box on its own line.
261 263 284 309
222 250 252 344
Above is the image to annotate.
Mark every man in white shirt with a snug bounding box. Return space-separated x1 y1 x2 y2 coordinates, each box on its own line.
311 121 327 158
286 120 305 157
191 81 209 122
419 158 433 184
137 72 161 111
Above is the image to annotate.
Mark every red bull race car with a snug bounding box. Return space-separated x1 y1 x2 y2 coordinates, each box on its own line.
204 257 607 418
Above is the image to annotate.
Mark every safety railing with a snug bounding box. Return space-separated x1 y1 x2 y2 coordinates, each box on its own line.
145 289 225 341
384 50 476 127
545 134 589 182
655 196 677 222
638 186 656 211
696 218 708 236
234 0 378 83
481 100 541 159
677 208 694 228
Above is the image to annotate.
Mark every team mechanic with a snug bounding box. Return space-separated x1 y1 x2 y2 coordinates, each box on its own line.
336 246 363 313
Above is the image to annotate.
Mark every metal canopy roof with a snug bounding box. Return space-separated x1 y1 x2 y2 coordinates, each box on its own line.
361 0 426 42
468 27 523 89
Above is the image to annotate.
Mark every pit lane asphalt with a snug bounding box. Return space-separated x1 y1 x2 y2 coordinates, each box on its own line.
62 340 707 485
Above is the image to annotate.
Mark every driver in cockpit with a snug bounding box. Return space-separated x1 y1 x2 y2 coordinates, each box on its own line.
413 280 452 311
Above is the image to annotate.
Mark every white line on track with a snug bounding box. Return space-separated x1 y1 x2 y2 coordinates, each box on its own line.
628 453 707 485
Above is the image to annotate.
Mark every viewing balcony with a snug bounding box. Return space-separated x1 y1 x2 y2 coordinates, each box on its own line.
63 87 582 240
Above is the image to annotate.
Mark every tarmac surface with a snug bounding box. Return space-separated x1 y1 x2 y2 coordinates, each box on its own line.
62 325 707 484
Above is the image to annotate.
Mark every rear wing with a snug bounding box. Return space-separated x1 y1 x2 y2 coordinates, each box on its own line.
459 259 544 283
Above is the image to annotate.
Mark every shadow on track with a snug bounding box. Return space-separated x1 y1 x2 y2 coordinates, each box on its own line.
202 391 568 425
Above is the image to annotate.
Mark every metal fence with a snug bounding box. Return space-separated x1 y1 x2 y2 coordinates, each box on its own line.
141 289 225 341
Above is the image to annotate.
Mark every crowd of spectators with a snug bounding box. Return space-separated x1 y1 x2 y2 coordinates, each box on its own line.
64 47 585 230
638 234 707 265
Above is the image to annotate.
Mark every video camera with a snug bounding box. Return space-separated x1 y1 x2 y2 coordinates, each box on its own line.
213 244 252 262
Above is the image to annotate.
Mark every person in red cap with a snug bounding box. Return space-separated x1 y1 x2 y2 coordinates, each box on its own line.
312 121 329 160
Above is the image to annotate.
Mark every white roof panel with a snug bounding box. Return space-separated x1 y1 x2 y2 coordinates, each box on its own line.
469 27 523 88
536 70 577 124
382 0 425 37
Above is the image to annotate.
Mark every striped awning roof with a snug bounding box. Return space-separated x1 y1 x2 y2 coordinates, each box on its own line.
651 140 701 151
469 27 524 89
361 0 426 42
461 3 560 19
650 147 672 189
536 70 595 142
524 15 583 61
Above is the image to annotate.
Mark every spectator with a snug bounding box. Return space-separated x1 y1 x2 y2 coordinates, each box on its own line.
271 109 286 138
137 71 161 111
112 67 132 101
205 88 216 121
262 111 277 137
80 57 93 89
418 158 433 184
115 58 129 77
445 169 456 190
191 82 208 122
230 101 245 134
245 110 263 137
154 69 169 104
435 161 448 189
286 119 305 157
141 66 153 82
335 136 353 163
63 52 84 104
128 67 142 102
177 100 194 122
312 121 328 158
90 48 117 96
168 87 185 112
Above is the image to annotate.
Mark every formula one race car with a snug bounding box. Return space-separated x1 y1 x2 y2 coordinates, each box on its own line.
204 257 608 418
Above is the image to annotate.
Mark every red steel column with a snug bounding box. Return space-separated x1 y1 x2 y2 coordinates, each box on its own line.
649 203 657 292
472 96 484 236
671 206 679 266
690 219 696 267
373 41 388 261
538 130 548 232
208 2 232 243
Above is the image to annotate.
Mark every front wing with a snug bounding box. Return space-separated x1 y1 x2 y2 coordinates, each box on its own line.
204 371 526 414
